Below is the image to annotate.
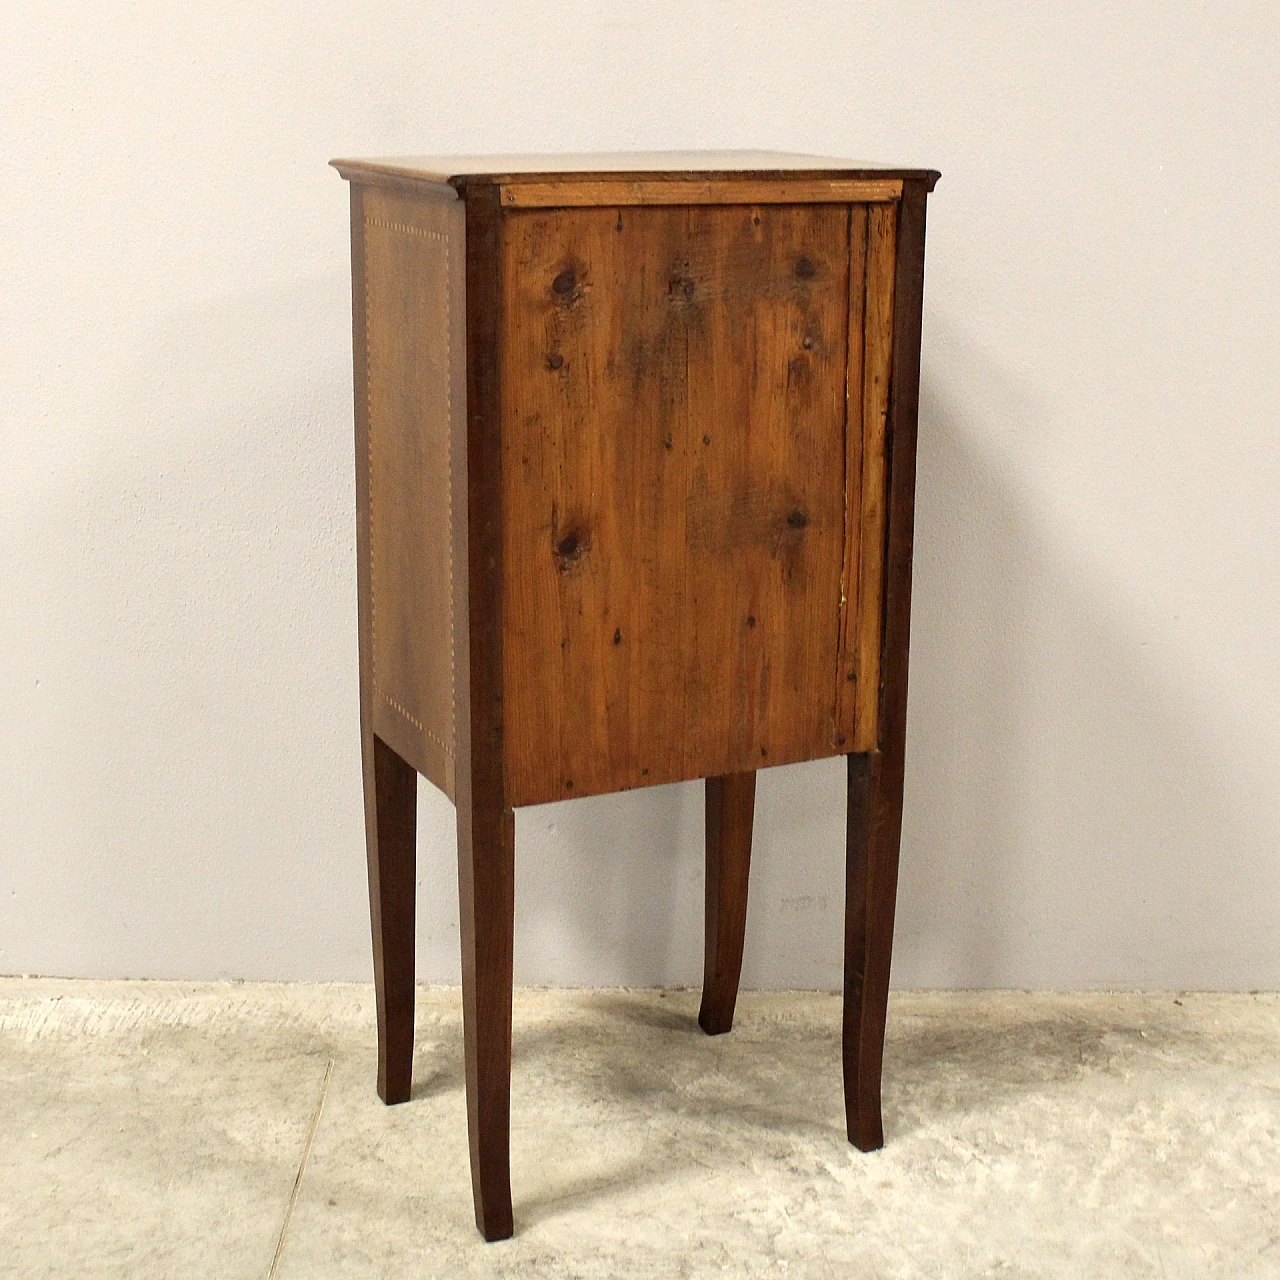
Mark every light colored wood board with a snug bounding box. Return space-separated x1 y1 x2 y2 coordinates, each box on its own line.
361 185 462 796
834 205 870 746
851 203 898 752
680 204 849 777
501 204 849 805
500 206 692 803
499 179 902 208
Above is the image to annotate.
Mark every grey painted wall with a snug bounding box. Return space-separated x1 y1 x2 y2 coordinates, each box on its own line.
3 2 1277 988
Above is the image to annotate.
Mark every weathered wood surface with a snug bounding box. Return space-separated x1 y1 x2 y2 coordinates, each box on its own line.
340 161 938 1241
500 202 851 806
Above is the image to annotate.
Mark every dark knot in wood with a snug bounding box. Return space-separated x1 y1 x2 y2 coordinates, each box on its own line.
554 529 586 570
786 509 809 529
668 275 696 301
795 256 817 280
546 353 564 370
551 269 577 296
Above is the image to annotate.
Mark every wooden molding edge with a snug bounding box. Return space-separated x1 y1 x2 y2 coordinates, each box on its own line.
499 178 904 208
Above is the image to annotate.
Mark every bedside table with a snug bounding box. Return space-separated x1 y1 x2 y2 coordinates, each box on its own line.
332 151 939 1240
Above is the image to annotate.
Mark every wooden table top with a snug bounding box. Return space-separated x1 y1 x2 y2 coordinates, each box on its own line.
331 150 941 189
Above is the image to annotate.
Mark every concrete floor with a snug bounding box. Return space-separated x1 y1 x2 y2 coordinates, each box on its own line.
0 983 1276 1279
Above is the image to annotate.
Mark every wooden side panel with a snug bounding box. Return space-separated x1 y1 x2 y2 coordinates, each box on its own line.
359 184 464 797
501 203 849 806
837 202 897 752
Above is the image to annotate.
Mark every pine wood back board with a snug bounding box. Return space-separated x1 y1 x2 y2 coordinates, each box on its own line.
341 161 921 810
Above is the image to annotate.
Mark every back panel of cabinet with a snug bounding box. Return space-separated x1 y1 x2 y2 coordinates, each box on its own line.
500 201 873 806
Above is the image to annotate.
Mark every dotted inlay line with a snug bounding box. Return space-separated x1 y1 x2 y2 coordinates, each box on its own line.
365 217 448 242
364 211 455 760
442 221 455 755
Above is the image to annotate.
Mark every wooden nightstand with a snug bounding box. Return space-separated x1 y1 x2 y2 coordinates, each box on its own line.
332 152 939 1240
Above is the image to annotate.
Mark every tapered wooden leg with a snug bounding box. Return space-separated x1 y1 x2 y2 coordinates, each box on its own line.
841 178 929 1151
843 749 905 1150
698 772 757 1035
456 788 516 1241
362 732 417 1105
452 184 515 1241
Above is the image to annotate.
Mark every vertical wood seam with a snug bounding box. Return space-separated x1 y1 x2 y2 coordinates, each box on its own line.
852 206 897 751
443 223 456 755
680 204 694 778
876 181 928 764
834 204 869 745
833 204 852 748
873 208 897 743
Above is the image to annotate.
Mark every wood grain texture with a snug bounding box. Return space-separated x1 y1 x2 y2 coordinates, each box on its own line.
455 184 516 1243
849 204 898 751
352 183 420 1110
500 203 850 806
499 178 902 208
843 178 930 1152
833 206 869 747
362 734 417 1105
359 184 464 797
699 772 757 1036
338 159 939 1235
331 152 942 191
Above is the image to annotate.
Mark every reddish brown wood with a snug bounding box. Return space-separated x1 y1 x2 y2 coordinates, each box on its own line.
455 788 514 1241
842 177 930 1152
361 734 417 1105
682 205 848 782
500 203 849 806
833 204 868 748
330 152 942 198
499 177 903 207
499 204 690 802
698 772 757 1035
455 183 515 1242
850 204 898 751
843 748 884 1147
337 154 938 1239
